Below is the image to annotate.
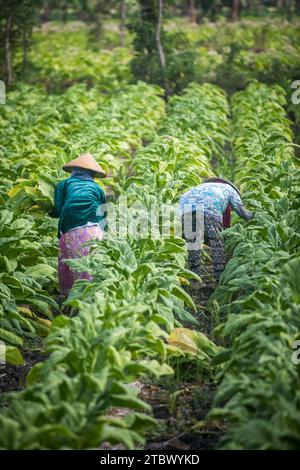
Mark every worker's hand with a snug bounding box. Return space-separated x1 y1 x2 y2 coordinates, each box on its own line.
244 210 254 221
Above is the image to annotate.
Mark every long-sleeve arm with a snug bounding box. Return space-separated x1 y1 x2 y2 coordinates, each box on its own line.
49 182 65 218
229 190 253 221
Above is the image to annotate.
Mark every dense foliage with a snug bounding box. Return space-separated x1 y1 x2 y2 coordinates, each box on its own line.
1 9 300 451
0 82 226 449
209 82 300 449
0 81 165 362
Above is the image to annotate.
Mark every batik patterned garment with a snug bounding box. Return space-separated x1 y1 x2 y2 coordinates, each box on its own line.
58 225 103 296
180 182 253 283
179 182 252 223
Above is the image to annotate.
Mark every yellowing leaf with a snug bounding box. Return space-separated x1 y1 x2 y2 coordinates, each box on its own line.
167 328 201 356
17 306 34 318
167 328 219 358
178 276 189 286
8 186 22 198
36 317 52 328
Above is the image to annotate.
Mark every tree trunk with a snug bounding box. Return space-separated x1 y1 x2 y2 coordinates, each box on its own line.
156 0 166 70
156 0 168 94
247 0 253 11
210 0 220 20
41 5 53 22
4 11 14 87
257 0 263 13
76 0 89 21
231 0 241 20
120 0 126 47
285 0 293 18
93 17 102 41
22 30 29 71
189 0 197 23
92 1 103 41
62 2 68 23
277 0 292 18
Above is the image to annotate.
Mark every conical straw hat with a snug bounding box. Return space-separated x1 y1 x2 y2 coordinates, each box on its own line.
63 153 107 178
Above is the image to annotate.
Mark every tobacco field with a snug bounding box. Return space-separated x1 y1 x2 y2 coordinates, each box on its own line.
0 4 300 451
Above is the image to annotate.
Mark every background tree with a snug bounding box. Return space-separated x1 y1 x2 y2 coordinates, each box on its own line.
0 0 41 86
130 0 162 83
156 0 166 75
85 0 116 42
231 0 241 20
130 0 198 95
246 0 253 11
1 0 16 86
119 0 127 47
188 0 197 22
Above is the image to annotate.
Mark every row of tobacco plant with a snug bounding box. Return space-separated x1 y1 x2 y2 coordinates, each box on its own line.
0 83 229 449
0 82 165 360
209 82 300 449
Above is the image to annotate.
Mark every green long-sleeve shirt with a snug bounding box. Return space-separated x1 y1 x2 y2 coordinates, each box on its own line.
51 177 107 237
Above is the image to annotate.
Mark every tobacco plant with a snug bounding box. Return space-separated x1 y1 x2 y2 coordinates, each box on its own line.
0 83 226 448
209 82 300 449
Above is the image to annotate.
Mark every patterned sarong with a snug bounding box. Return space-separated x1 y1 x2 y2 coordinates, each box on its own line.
58 225 103 296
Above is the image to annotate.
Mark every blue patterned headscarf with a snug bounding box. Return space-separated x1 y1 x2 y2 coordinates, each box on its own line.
71 168 94 181
204 177 241 196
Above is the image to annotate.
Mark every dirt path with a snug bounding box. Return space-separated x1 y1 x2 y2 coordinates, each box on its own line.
0 249 222 451
0 347 46 395
143 381 224 450
141 258 224 450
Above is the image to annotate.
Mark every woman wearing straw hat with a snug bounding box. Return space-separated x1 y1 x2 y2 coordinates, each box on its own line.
180 177 253 283
51 153 107 296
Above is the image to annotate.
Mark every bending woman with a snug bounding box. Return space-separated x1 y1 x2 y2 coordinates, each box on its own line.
180 177 253 282
51 153 107 296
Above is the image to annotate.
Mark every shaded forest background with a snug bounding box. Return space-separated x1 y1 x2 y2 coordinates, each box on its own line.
1 0 300 95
